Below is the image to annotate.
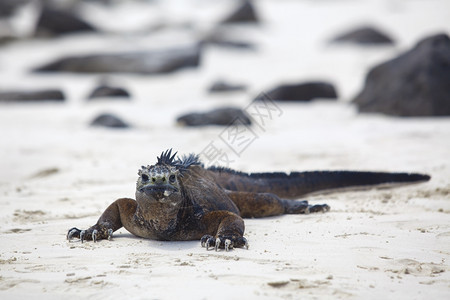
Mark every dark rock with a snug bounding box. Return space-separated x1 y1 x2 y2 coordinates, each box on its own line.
255 82 338 101
30 167 60 179
353 33 450 116
201 37 255 50
0 0 30 45
201 32 256 50
331 26 394 45
88 85 130 99
0 89 65 102
33 45 202 74
0 36 17 46
0 0 30 17
90 113 130 128
81 0 114 4
177 107 251 126
221 0 259 24
208 80 247 93
35 7 96 37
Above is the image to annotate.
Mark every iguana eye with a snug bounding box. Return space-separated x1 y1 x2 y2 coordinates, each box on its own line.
169 175 176 183
141 174 149 182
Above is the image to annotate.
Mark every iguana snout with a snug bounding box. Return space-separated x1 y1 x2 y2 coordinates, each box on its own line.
139 183 178 199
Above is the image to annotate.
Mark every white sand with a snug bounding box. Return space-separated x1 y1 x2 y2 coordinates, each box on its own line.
1 0 449 299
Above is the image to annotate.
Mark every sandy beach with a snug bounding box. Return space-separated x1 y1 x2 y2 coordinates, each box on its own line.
1 0 449 299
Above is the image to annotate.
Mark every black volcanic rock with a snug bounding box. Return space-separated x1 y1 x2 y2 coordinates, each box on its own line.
208 80 247 93
88 85 130 99
0 89 65 102
353 33 450 116
201 29 256 49
177 107 251 126
221 0 259 24
35 7 96 37
33 45 201 74
201 36 255 50
331 26 394 45
90 113 130 128
256 82 338 101
0 35 17 46
0 0 30 17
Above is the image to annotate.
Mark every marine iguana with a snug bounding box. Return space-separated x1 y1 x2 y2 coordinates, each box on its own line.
67 149 430 251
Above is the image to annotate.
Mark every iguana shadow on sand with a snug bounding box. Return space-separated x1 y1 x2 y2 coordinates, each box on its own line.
67 149 430 251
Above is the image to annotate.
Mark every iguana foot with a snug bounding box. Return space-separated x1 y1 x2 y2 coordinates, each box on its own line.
67 227 113 243
201 235 249 251
283 200 330 214
307 204 330 213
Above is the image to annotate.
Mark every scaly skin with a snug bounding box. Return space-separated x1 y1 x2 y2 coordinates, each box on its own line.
67 149 430 251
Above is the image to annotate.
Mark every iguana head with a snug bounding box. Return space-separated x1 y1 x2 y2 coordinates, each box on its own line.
136 149 200 204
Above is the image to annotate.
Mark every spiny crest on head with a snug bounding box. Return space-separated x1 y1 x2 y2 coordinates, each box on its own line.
138 150 201 176
157 149 178 166
175 153 201 172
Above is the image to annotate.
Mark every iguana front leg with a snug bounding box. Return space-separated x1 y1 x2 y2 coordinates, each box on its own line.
199 211 248 251
67 198 137 242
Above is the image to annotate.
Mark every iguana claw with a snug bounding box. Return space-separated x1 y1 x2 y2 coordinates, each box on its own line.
207 236 216 250
243 237 249 250
80 230 86 243
107 229 113 240
200 235 248 251
200 235 208 248
200 235 216 250
224 239 232 251
215 238 221 251
67 227 81 241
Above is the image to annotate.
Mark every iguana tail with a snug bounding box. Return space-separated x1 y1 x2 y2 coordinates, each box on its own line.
208 168 431 199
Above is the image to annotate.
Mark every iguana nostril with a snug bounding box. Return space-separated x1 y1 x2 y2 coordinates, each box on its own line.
150 176 167 183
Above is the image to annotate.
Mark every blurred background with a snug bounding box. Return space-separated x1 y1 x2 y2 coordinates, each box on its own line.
1 2 449 298
0 0 449 182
